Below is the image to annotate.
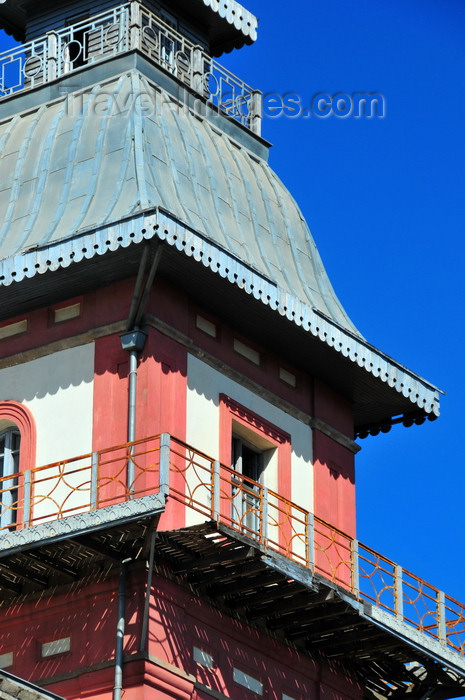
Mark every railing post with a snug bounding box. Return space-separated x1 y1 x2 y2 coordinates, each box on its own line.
306 513 315 571
352 540 360 598
46 31 58 82
438 590 446 645
192 47 206 96
23 471 32 528
212 460 220 522
159 433 171 498
130 1 141 51
395 565 404 620
261 487 269 547
249 90 262 136
90 451 98 511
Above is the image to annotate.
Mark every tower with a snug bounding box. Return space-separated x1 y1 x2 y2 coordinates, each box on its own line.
0 1 463 699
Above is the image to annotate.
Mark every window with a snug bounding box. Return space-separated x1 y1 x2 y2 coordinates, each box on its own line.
0 402 36 529
193 646 214 669
233 667 263 695
0 319 27 340
159 9 179 74
220 394 292 539
232 435 263 534
0 651 13 669
52 302 81 324
41 637 71 658
64 14 89 70
0 426 20 528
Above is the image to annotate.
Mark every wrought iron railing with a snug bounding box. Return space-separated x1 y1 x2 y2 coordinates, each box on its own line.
0 1 261 134
0 433 463 655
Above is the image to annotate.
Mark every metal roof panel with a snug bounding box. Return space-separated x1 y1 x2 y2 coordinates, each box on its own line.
0 69 359 336
0 66 442 426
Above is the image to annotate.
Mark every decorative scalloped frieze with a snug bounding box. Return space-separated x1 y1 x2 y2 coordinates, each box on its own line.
0 209 440 418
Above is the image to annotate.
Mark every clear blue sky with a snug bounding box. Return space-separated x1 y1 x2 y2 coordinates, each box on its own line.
223 0 465 602
0 0 463 603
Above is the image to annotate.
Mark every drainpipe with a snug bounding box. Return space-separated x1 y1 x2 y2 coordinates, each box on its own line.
140 530 157 653
128 346 138 445
113 332 145 700
113 243 163 698
120 329 147 494
113 560 128 700
122 241 163 447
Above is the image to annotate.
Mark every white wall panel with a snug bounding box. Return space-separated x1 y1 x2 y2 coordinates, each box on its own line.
0 343 94 466
186 354 313 513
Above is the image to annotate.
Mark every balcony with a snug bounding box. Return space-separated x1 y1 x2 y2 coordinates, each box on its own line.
0 432 464 666
0 2 261 134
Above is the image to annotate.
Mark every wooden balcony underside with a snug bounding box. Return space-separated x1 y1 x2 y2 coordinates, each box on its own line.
155 522 465 700
0 505 163 600
0 508 463 700
0 434 464 698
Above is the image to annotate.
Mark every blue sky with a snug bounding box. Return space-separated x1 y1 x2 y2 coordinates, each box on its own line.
223 0 465 601
0 0 463 604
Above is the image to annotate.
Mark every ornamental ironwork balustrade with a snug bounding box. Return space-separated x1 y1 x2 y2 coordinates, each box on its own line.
0 2 261 134
0 432 463 656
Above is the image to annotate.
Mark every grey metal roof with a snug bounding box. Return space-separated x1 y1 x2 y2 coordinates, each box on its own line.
0 68 358 336
0 60 442 426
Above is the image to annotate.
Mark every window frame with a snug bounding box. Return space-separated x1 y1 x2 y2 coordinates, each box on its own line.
0 401 36 472
219 394 292 531
0 426 20 528
0 402 36 529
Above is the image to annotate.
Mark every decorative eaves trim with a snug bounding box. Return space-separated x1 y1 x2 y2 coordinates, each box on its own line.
0 208 440 418
0 493 165 556
201 0 258 42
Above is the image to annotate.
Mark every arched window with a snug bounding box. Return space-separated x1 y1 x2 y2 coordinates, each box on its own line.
0 426 20 528
0 402 36 529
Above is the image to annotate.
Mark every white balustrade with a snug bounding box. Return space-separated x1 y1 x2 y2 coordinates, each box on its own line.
0 2 261 134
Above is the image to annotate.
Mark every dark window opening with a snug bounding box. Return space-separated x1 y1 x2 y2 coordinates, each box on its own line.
232 436 263 535
0 427 20 529
65 14 89 69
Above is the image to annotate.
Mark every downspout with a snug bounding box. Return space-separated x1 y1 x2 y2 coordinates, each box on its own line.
113 560 127 700
120 242 163 492
128 347 138 445
140 529 157 653
120 329 147 494
113 243 164 700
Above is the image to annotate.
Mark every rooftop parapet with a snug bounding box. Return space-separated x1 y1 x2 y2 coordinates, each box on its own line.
0 2 261 133
0 0 258 52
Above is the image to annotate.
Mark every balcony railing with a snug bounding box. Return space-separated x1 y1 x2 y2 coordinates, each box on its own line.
0 2 261 134
0 433 464 656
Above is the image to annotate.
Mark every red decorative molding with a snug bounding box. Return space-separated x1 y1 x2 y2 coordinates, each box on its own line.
219 394 292 507
0 400 37 471
219 394 290 445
